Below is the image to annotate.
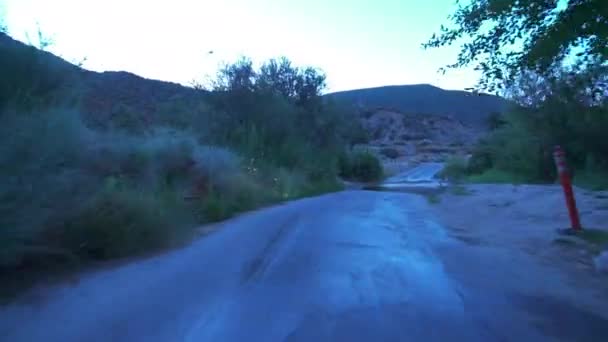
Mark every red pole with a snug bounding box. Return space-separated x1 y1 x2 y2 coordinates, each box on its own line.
553 146 582 231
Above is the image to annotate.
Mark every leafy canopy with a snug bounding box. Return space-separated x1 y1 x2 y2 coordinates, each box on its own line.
424 0 608 91
213 56 326 107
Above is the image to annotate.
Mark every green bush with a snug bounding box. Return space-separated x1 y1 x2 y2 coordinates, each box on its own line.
0 107 246 268
439 156 468 182
200 176 273 222
339 150 383 182
299 177 343 197
57 187 191 259
0 108 94 267
467 140 494 174
466 66 608 184
272 168 307 200
491 125 551 180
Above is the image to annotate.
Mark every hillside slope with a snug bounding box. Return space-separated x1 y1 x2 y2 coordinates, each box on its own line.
328 84 509 127
0 32 201 125
356 108 480 170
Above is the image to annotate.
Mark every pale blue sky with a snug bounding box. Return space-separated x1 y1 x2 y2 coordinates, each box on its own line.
2 0 479 92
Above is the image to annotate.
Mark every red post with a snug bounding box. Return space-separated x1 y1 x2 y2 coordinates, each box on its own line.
553 146 582 231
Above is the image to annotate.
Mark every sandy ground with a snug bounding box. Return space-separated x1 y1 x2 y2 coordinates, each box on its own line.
431 184 608 308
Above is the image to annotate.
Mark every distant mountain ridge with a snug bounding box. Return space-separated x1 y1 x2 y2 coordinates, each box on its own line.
1 32 507 129
327 84 509 127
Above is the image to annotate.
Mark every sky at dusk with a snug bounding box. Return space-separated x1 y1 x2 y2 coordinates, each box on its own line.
2 0 480 92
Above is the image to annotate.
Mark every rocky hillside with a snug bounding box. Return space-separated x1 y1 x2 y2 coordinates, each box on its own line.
328 84 509 127
331 84 507 169
79 70 202 129
355 107 480 170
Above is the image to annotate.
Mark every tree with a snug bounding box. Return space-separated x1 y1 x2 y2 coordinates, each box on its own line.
424 0 608 91
257 57 299 98
505 64 608 107
213 57 256 92
294 66 326 107
257 57 326 107
467 63 608 181
212 56 326 108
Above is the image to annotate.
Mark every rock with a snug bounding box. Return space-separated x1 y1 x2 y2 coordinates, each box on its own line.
593 251 608 273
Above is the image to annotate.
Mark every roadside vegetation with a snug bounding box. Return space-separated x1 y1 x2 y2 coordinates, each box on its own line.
438 156 468 183
439 67 608 190
338 150 384 183
428 0 608 190
0 33 378 296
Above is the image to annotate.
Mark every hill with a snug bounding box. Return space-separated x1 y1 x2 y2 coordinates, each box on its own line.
354 107 482 176
0 32 201 127
327 84 509 127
